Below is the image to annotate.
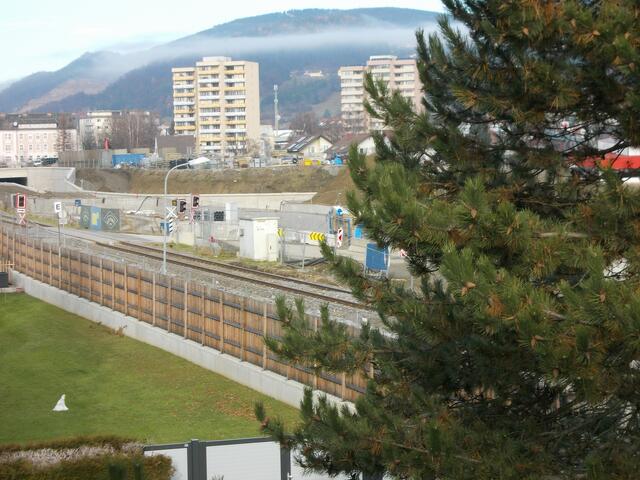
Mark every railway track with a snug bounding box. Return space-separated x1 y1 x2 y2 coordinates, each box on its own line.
120 241 348 293
0 212 370 311
96 240 368 310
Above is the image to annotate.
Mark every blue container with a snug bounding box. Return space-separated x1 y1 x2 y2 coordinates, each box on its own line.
112 153 145 167
365 243 389 272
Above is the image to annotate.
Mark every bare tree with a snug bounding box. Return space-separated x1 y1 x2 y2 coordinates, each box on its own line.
109 112 158 149
82 129 97 150
55 113 73 154
289 111 319 136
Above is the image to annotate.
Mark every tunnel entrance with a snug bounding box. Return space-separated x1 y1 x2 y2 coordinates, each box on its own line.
0 177 27 186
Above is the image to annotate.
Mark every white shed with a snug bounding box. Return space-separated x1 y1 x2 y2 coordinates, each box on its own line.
239 217 279 261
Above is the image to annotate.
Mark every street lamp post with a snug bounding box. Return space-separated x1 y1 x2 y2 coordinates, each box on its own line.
162 157 211 274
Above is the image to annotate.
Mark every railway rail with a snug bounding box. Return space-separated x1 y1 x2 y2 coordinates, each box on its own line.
0 214 370 311
96 241 369 310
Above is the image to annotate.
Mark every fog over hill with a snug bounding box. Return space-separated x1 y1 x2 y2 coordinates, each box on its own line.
0 8 441 120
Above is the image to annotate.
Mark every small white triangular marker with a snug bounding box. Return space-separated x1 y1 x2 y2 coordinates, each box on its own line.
52 394 68 412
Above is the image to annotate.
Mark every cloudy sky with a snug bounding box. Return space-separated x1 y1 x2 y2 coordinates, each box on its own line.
1 1 444 82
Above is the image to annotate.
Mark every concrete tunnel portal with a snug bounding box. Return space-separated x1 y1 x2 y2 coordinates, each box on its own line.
0 177 28 187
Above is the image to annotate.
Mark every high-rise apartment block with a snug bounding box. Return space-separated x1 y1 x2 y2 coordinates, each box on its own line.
172 57 260 156
339 55 422 133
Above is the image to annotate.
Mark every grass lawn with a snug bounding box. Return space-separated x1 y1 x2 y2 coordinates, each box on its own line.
0 294 298 445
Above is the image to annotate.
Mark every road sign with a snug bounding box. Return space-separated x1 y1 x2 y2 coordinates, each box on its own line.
336 228 344 248
16 208 26 226
161 219 175 235
53 201 62 214
74 199 82 207
58 210 68 225
165 206 178 219
309 231 326 242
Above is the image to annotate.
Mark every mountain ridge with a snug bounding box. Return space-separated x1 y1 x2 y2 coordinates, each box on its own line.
1 8 440 119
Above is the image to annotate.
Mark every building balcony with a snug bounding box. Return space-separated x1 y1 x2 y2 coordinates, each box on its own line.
198 77 219 82
174 108 195 114
199 119 221 126
199 101 221 108
201 145 222 151
174 100 195 106
225 128 247 134
175 116 196 122
199 95 220 101
199 112 221 117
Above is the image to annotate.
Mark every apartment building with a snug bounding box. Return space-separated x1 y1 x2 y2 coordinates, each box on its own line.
172 56 260 156
338 55 422 133
78 111 119 149
0 114 78 167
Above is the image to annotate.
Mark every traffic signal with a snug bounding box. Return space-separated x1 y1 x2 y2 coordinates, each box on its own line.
15 194 26 209
191 195 200 208
178 199 187 213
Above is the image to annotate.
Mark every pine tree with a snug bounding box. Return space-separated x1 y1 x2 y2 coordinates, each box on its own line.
256 1 640 478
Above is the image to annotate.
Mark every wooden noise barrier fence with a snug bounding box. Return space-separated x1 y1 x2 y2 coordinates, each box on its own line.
0 226 367 402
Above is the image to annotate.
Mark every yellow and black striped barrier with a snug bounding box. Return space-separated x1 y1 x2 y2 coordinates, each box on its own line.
308 231 326 242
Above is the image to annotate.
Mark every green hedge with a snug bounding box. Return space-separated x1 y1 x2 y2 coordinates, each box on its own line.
0 454 172 480
0 435 135 454
0 436 173 480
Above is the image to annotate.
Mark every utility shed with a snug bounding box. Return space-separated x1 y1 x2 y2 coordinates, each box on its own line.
239 217 279 261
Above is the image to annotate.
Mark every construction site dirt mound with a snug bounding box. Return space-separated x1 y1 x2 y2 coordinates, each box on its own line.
76 166 356 204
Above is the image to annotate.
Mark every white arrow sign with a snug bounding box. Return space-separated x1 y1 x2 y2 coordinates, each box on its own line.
53 201 62 214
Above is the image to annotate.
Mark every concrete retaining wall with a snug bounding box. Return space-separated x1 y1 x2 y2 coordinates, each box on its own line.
12 271 348 410
0 167 80 193
23 192 318 217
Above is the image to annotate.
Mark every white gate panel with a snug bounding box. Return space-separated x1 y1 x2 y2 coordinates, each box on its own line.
206 441 281 480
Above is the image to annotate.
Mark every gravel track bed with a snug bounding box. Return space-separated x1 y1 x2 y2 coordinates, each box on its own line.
21 224 375 327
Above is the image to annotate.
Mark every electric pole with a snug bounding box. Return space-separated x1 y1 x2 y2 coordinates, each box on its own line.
274 84 279 133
